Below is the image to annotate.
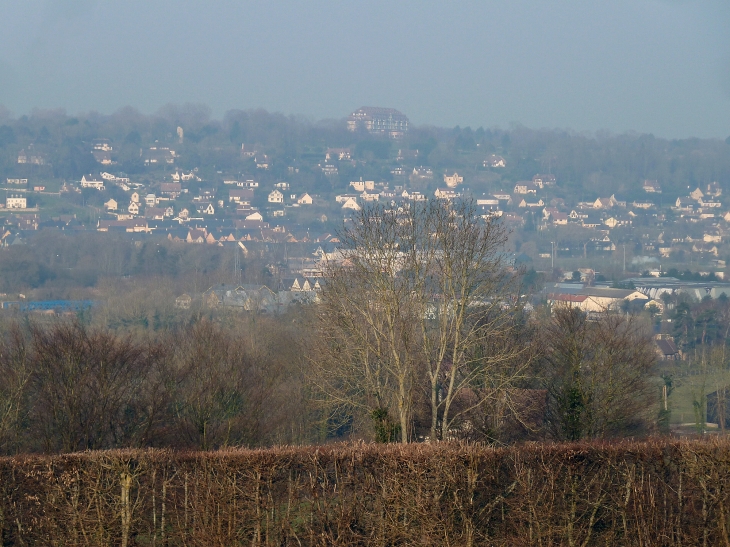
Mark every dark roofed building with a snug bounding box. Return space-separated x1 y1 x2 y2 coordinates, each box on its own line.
655 337 682 360
159 182 182 198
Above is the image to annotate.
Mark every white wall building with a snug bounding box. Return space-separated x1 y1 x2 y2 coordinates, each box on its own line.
6 195 26 209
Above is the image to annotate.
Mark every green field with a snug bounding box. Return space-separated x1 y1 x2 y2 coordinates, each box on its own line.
661 363 730 430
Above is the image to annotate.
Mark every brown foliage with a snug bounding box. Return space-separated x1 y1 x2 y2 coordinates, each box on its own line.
1 439 730 545
540 308 658 441
0 316 307 455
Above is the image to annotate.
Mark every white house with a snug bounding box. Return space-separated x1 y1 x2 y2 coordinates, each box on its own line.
297 193 313 205
80 175 105 190
341 197 361 211
350 179 375 192
197 202 215 215
593 195 619 209
700 199 722 208
268 190 284 203
435 188 459 200
104 198 118 211
6 195 26 209
443 172 463 188
513 182 538 194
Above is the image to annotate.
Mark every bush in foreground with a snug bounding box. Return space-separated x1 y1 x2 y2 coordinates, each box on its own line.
1 438 729 545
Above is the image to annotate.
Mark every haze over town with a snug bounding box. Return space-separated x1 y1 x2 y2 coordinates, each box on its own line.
2 2 730 543
1 0 729 137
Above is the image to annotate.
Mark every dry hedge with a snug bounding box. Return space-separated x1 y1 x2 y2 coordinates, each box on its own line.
1 438 729 546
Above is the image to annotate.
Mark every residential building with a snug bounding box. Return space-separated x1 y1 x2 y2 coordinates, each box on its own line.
643 180 662 193
477 196 499 207
144 147 176 165
341 197 361 211
533 174 556 186
548 287 648 312
229 189 254 203
268 190 284 203
196 202 215 215
159 182 182 198
484 155 506 168
350 179 375 192
514 182 538 194
80 175 105 190
6 195 26 209
690 187 705 201
347 107 409 137
435 188 459 200
593 195 619 209
412 166 434 179
443 172 463 188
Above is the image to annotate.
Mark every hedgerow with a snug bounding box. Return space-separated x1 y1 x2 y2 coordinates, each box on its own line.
1 438 728 545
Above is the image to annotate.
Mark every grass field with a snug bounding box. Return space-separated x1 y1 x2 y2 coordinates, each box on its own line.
661 363 730 429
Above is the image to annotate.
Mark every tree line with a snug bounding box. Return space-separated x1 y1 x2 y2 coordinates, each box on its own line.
1 105 729 199
312 198 658 444
0 317 309 454
0 199 664 454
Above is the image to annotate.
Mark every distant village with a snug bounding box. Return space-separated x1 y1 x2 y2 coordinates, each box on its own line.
2 106 730 305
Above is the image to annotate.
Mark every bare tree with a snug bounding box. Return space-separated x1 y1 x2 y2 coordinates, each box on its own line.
540 307 658 440
315 199 530 442
168 320 287 449
30 321 165 452
418 199 532 440
314 206 420 442
0 324 32 452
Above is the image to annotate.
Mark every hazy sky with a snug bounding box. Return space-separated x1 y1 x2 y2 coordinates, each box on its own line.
0 0 728 138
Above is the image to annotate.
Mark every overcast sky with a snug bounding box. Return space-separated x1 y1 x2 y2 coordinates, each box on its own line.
0 0 728 138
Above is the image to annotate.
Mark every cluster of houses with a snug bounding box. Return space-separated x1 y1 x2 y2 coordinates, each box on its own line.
173 270 329 314
542 275 730 361
5 122 730 272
